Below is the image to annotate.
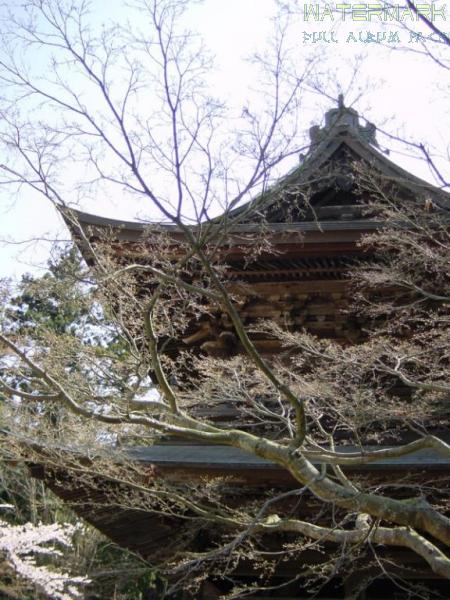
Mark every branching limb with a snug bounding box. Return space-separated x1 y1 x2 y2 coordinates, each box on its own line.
260 515 450 579
143 298 179 414
0 380 60 402
303 435 450 465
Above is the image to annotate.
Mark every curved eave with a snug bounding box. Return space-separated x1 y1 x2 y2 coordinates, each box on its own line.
66 206 381 243
341 134 450 204
63 207 179 236
226 130 450 220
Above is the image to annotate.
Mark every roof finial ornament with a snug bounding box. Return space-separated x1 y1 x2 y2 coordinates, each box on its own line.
309 98 378 147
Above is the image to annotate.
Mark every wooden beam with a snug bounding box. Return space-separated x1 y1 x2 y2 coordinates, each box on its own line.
228 280 349 295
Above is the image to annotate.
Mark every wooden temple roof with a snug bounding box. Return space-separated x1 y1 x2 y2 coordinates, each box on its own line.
64 102 450 350
66 97 449 242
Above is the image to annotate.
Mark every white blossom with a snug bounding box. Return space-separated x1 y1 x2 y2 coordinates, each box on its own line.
0 519 89 599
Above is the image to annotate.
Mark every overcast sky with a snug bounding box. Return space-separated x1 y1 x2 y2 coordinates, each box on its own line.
0 0 449 279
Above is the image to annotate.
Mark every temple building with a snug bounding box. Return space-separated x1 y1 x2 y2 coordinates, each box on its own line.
31 101 450 599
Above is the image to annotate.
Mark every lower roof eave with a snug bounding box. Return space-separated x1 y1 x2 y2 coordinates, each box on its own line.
126 444 450 474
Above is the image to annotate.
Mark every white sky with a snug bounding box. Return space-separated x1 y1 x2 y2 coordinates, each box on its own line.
0 0 449 279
